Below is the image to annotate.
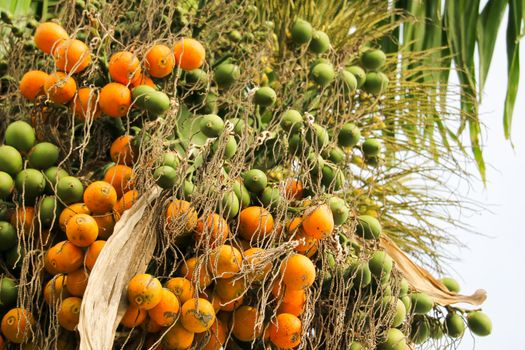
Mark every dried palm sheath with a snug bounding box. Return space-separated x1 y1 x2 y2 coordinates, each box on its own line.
380 236 487 306
78 187 161 350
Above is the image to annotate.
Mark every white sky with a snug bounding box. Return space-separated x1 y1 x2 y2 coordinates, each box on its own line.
450 14 524 350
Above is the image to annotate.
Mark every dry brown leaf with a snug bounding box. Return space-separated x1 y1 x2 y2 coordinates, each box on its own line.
380 235 487 306
78 187 161 350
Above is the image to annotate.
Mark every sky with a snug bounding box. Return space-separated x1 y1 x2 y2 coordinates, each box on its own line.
449 16 525 350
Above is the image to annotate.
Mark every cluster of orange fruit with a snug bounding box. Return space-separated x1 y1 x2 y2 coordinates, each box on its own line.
41 136 141 332
0 132 140 345
124 247 316 349
120 181 334 348
19 21 205 119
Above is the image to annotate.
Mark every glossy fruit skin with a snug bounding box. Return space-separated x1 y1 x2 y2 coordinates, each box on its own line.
43 167 69 194
147 288 180 327
238 206 274 240
361 49 386 70
85 240 105 270
301 204 334 239
212 135 238 160
349 341 363 350
15 168 46 201
83 181 117 214
27 142 60 169
410 316 431 344
217 190 240 219
114 190 138 218
104 165 134 198
173 38 206 71
165 199 198 233
162 321 195 349
309 30 330 54
145 44 175 78
132 85 157 106
467 311 492 336
34 22 69 54
110 136 136 166
44 72 77 104
38 195 62 228
0 145 23 176
253 86 277 106
43 274 69 305
362 138 382 157
399 278 409 296
5 121 35 153
281 253 316 290
65 213 99 247
410 292 434 315
99 83 131 118
180 298 216 333
46 241 84 274
0 277 17 308
200 114 224 138
310 62 335 86
165 277 194 304
268 313 302 349
120 305 147 328
127 274 163 310
0 221 17 252
154 165 177 189
376 328 406 350
53 38 91 73
72 87 102 120
185 68 208 86
392 298 407 327
57 296 82 331
345 66 366 87
242 169 267 193
144 91 171 115
280 109 303 133
291 19 313 44
208 244 242 278
0 172 14 199
363 71 389 95
132 85 170 115
66 268 89 297
109 51 141 84
368 251 393 279
338 123 361 148
445 312 465 338
56 176 84 204
260 187 282 208
340 70 358 93
232 306 262 342
441 277 461 293
19 70 49 101
328 196 349 225
0 307 34 343
194 213 229 246
306 123 330 149
355 215 382 240
214 63 240 88
321 165 344 190
344 260 372 288
233 180 251 208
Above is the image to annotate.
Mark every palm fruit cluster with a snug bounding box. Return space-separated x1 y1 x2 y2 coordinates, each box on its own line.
0 1 491 349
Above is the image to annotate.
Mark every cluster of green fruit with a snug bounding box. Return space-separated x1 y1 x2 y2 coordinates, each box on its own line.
290 18 389 96
0 121 85 266
323 243 492 349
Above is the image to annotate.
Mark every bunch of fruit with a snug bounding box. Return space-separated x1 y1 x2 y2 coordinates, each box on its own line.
0 3 492 349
